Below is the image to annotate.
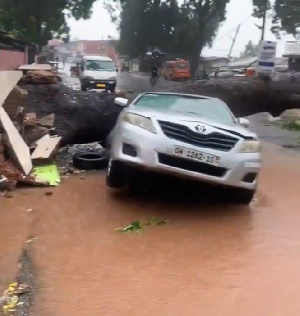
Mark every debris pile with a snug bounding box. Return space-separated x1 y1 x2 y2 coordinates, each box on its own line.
20 70 61 85
0 71 62 193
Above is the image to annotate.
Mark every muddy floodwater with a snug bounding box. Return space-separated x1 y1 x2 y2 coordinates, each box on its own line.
1 144 300 316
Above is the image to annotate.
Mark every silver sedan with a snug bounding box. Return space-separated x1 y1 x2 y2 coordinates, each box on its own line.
106 92 261 204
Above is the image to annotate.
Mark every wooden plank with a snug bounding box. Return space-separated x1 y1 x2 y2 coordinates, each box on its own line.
0 106 32 175
37 113 55 127
31 136 61 161
18 64 52 71
0 71 23 108
31 134 51 148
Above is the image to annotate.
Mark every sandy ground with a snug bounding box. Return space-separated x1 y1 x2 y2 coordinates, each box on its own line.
1 143 300 315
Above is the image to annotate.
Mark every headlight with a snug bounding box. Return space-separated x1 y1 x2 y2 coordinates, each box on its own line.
108 76 116 80
238 140 261 153
83 76 93 80
123 113 156 133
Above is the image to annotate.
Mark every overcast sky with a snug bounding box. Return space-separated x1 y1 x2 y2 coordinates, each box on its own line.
67 0 295 57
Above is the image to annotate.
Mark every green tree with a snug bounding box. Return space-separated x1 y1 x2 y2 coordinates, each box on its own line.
0 0 96 48
105 0 230 76
240 40 258 58
105 0 180 57
253 0 300 37
173 1 229 75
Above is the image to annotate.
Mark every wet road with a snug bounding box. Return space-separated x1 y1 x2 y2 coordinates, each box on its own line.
60 62 189 93
2 144 300 315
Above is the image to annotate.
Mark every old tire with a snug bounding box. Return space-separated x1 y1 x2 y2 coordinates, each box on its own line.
73 151 108 170
106 159 126 188
232 188 255 205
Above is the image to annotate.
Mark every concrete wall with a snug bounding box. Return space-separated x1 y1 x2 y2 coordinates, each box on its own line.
0 50 26 70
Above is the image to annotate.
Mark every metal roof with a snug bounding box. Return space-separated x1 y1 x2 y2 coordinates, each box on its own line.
0 31 33 51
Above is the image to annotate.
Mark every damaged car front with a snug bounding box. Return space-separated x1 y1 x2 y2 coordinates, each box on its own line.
106 92 261 204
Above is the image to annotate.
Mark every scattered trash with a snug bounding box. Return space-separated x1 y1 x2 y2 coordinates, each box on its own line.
45 191 53 196
115 221 143 233
25 237 36 244
32 163 60 186
0 282 30 314
26 208 33 213
115 217 169 233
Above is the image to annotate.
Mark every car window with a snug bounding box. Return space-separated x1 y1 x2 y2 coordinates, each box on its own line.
85 60 115 71
134 94 236 124
175 62 188 69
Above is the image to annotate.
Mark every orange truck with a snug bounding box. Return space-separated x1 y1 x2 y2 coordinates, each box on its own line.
163 59 191 81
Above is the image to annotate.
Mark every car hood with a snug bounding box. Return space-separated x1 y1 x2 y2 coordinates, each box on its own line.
127 107 256 139
84 70 117 80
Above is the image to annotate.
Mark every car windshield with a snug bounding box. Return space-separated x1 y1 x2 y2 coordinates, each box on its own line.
134 94 236 124
175 62 188 69
86 60 115 71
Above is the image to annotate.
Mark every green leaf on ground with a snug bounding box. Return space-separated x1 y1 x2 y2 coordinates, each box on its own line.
115 217 169 233
115 221 143 233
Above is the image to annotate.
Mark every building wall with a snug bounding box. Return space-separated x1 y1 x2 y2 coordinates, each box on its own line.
0 50 26 70
83 41 118 61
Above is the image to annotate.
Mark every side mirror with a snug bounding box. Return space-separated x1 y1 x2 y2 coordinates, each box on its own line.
114 97 128 107
238 117 249 128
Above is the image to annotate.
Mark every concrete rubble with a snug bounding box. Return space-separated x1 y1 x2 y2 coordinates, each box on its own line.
0 69 62 193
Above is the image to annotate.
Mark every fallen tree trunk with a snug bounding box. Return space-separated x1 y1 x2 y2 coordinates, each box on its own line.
170 77 300 117
21 84 123 146
20 77 300 146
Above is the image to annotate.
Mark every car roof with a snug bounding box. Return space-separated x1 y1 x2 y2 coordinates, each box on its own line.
138 92 216 101
82 55 112 61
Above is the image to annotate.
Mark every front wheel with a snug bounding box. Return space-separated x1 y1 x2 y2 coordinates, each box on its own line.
81 83 87 91
106 159 126 189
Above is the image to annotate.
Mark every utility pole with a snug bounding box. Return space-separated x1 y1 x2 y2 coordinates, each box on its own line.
260 0 268 41
228 24 240 59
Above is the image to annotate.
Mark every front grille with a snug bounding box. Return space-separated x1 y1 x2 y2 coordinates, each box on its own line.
158 153 227 177
158 121 239 151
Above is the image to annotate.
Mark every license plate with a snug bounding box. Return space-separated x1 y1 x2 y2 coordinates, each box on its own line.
97 84 106 88
174 146 220 166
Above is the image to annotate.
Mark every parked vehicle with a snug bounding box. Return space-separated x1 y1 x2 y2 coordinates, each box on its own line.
163 59 191 81
106 92 261 204
70 65 79 77
209 68 246 79
79 55 118 92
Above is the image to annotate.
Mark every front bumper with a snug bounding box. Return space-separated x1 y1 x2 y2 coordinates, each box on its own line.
82 79 116 90
110 123 261 190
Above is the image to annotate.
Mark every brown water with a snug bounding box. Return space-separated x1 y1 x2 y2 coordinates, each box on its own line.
1 144 300 315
